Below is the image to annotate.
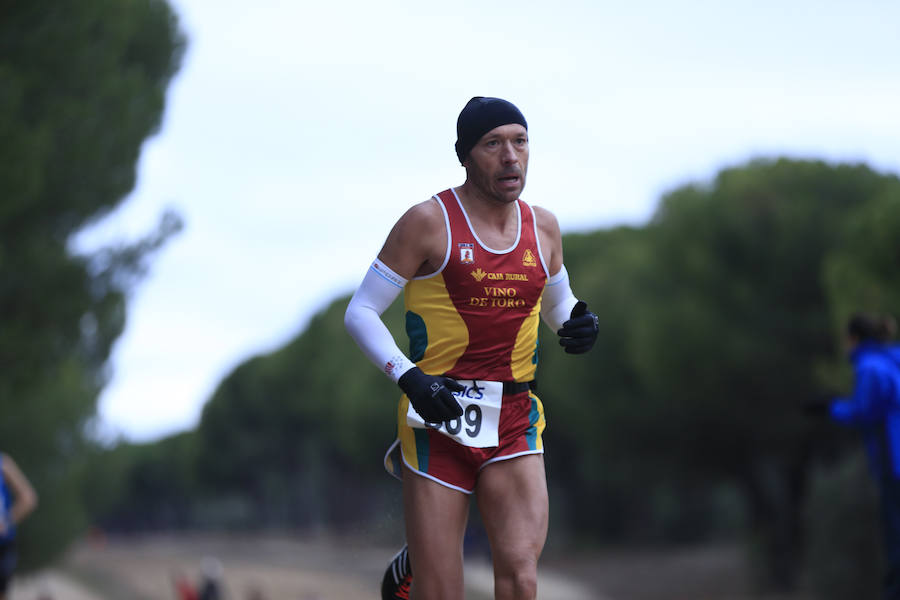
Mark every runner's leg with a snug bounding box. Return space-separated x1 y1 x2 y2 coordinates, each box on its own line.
475 454 548 600
881 475 900 600
402 464 469 600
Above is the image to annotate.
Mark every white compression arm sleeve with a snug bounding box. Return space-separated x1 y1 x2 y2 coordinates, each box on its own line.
344 259 416 382
541 265 579 332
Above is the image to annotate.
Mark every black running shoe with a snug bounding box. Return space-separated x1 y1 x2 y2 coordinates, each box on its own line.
381 544 412 600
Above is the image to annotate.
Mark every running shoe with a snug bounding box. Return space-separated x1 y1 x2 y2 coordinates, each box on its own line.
381 544 412 600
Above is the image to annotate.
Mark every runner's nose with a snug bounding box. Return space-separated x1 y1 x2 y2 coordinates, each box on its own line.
500 140 519 164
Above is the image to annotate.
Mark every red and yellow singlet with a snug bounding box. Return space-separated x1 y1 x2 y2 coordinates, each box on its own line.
386 188 549 492
404 188 549 382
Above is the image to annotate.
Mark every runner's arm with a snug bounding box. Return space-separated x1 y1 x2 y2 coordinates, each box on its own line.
344 259 415 381
378 199 447 280
533 206 578 330
344 258 464 417
344 201 462 419
533 205 598 352
345 200 446 379
541 265 579 331
830 366 890 425
1 454 38 526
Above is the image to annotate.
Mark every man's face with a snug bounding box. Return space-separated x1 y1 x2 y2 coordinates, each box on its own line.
464 123 529 204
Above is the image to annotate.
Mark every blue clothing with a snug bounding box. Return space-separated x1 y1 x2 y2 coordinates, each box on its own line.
0 455 16 594
0 455 14 543
830 342 900 480
830 341 900 599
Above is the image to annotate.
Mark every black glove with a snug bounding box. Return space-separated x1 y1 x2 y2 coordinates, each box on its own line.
558 301 599 354
398 367 464 422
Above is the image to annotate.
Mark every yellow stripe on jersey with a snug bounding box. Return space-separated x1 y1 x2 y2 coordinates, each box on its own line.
511 297 542 382
527 393 546 451
397 394 420 471
404 273 468 375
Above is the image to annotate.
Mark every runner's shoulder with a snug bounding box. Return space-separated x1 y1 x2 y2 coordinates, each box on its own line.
399 197 445 230
531 205 561 235
383 197 446 262
390 198 447 245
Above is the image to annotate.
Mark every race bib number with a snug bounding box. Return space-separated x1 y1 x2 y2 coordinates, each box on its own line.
406 380 502 448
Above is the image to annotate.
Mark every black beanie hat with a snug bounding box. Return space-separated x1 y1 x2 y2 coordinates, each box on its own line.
455 97 527 165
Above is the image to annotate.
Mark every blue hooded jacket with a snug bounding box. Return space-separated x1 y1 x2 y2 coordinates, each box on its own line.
0 455 14 543
831 341 900 480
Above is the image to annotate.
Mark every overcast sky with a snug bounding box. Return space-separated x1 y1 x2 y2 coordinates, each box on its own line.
75 0 900 442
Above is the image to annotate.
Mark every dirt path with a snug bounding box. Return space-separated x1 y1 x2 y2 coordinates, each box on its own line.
60 534 396 600
14 534 812 600
24 534 596 600
11 570 105 600
542 544 810 600
7 535 813 600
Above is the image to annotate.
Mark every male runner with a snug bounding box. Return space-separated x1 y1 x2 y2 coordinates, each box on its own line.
345 97 598 600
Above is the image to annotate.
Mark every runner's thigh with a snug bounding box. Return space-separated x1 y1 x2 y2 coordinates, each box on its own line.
475 454 549 562
402 465 470 597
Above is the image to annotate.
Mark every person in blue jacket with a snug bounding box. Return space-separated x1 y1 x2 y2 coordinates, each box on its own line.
829 312 900 600
0 453 38 600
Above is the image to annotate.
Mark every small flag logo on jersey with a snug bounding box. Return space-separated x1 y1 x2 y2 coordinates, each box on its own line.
522 248 537 267
459 243 474 264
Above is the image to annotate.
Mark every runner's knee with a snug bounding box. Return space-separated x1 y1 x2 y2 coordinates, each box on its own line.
494 567 538 600
493 554 538 600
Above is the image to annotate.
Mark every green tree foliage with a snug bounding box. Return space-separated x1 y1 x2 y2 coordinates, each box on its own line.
85 432 200 532
0 0 184 569
539 159 900 587
193 299 408 533
825 181 900 323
